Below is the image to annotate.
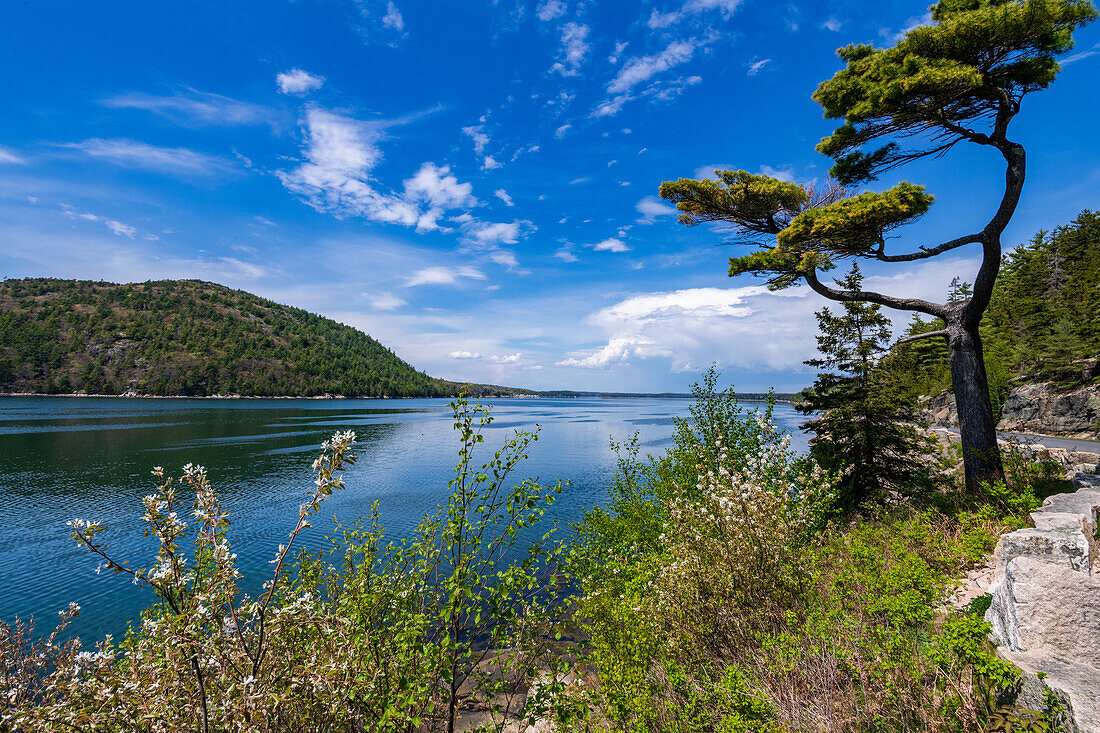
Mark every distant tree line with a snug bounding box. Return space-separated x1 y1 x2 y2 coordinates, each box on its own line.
0 279 481 398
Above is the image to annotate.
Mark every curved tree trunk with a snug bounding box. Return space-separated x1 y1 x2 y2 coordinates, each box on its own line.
946 321 1005 493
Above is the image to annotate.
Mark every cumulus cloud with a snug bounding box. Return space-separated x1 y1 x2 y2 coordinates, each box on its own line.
592 237 629 253
62 138 236 176
558 286 815 371
448 350 482 359
550 22 590 76
482 155 502 170
555 247 580 262
404 265 486 287
494 188 514 206
277 108 476 230
276 68 325 95
381 1 404 31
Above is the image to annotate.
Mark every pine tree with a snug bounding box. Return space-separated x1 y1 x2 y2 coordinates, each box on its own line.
799 264 933 509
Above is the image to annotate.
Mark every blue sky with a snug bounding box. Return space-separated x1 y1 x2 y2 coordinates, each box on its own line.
2 1 1098 392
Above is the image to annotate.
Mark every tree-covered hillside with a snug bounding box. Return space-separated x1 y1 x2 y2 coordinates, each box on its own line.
889 210 1100 414
0 278 502 398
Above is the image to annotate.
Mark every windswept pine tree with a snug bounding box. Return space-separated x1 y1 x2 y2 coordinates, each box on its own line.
659 0 1097 491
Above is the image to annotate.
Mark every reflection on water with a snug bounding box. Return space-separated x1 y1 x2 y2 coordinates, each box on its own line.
0 396 808 640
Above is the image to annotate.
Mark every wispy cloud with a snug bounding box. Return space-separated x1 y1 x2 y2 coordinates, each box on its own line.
747 57 771 76
592 237 629 253
61 139 238 176
0 146 26 164
494 188 514 206
821 16 842 32
351 0 408 45
1063 41 1100 65
102 88 274 127
609 39 698 95
404 265 486 287
647 0 742 29
276 68 325 95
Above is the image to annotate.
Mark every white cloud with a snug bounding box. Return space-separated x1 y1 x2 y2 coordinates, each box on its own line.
276 68 325 95
494 188 514 206
759 164 796 182
636 196 677 224
591 95 632 118
608 39 697 95
102 89 272 127
555 247 579 262
482 155 502 170
821 16 842 32
609 40 628 64
558 286 814 371
488 353 521 364
365 290 404 310
62 139 236 176
1063 41 1100 65
382 1 404 31
747 58 771 76
554 123 572 139
647 0 742 29
462 124 490 154
448 350 482 359
404 265 486 287
535 0 566 21
0 146 25 164
593 237 629 253
278 109 474 229
105 220 137 238
461 219 532 247
550 22 590 76
404 162 476 209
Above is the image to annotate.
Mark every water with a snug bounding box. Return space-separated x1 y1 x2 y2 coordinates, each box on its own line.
0 396 808 641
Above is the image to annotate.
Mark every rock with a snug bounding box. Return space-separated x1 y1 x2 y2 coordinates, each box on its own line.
1073 472 1100 491
1000 650 1100 733
998 382 1100 438
987 557 1100 661
991 528 1091 583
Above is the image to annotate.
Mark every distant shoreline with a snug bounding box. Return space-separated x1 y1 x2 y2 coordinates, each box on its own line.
0 392 796 403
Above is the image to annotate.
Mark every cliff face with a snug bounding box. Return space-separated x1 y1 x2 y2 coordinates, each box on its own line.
997 382 1100 438
919 382 1100 439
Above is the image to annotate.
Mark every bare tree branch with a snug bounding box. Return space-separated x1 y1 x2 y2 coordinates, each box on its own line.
894 329 949 347
803 269 949 319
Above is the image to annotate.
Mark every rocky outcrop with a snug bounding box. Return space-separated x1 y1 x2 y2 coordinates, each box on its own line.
920 382 1100 439
985 475 1100 732
999 383 1100 439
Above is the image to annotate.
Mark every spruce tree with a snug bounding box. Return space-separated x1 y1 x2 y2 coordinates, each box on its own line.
799 264 933 509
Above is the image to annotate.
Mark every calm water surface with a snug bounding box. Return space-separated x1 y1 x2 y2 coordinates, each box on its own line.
0 396 808 641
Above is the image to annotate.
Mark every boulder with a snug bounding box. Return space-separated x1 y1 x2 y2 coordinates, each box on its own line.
991 528 1091 583
987 557 1100 661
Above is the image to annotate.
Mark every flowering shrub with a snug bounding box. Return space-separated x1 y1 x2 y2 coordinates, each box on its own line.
1 397 571 732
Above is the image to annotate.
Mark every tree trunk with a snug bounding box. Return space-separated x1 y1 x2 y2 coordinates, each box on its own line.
946 321 1005 493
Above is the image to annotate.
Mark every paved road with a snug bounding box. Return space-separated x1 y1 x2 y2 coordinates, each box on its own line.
938 427 1100 454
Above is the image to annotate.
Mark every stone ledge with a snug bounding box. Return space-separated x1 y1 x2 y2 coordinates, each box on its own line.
986 483 1100 732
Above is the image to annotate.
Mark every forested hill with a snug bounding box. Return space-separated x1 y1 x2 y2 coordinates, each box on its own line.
891 210 1100 412
0 279 524 398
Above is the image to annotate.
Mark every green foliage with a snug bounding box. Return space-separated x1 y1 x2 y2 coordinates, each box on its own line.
814 0 1097 182
799 264 937 509
0 278 524 398
778 182 934 254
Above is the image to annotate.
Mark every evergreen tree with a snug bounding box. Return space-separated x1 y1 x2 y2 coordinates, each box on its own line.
799 264 933 509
